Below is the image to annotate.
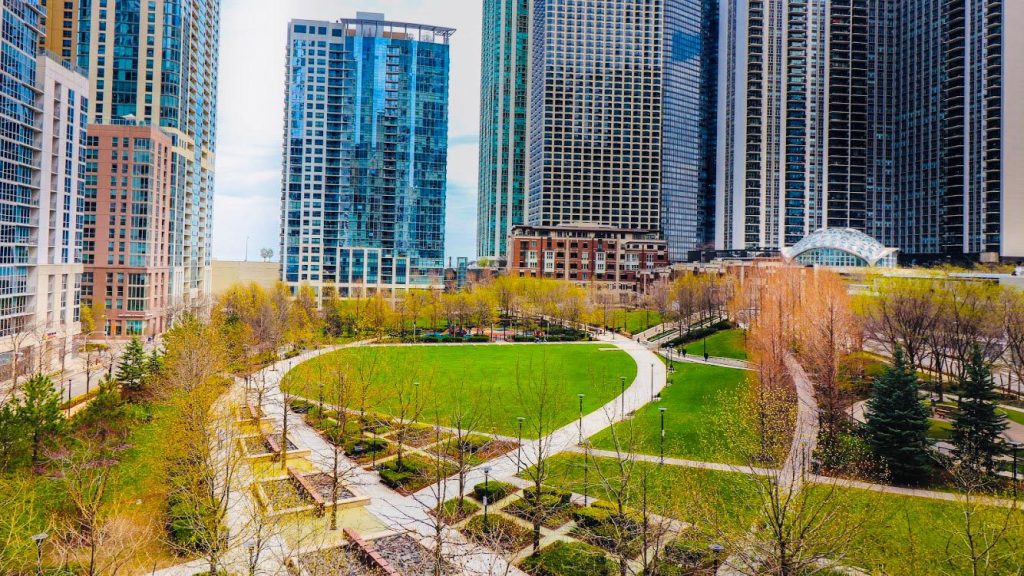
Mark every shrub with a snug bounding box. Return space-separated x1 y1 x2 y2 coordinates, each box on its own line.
662 539 712 568
289 399 312 413
572 506 612 529
522 486 572 506
473 480 515 503
466 334 491 343
520 541 612 576
344 437 388 457
379 468 414 489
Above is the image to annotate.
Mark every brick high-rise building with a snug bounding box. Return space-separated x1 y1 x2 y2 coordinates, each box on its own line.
82 125 173 337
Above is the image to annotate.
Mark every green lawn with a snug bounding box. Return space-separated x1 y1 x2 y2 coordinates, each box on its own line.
603 309 662 335
820 486 1024 575
589 362 753 464
540 456 1024 576
1002 406 1024 426
677 329 748 360
282 344 637 436
926 418 953 441
537 454 760 530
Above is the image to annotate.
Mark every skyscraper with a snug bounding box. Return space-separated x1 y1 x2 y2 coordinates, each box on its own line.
281 14 453 298
523 0 718 261
0 0 89 378
40 0 77 60
718 0 1023 261
717 0 870 251
76 0 219 302
477 0 529 262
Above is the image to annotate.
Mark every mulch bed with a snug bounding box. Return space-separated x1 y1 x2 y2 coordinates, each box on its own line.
295 546 382 576
373 534 453 576
304 472 355 502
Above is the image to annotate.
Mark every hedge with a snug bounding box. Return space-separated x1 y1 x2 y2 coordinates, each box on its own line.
473 480 516 503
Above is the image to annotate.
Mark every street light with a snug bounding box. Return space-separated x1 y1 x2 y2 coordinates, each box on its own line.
650 362 656 401
31 533 48 576
483 466 492 527
709 543 724 571
659 407 667 464
577 394 585 445
1010 441 1022 499
516 416 525 473
619 376 626 415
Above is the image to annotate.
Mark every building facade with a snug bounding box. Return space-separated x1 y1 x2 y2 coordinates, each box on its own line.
508 224 669 293
40 0 77 61
82 125 173 337
0 0 88 382
75 0 219 301
717 0 871 251
34 56 88 369
281 13 453 299
717 0 1023 262
477 0 529 262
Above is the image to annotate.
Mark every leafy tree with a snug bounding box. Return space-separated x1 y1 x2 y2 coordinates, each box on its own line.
115 337 147 399
18 374 66 464
863 347 931 483
951 345 1008 475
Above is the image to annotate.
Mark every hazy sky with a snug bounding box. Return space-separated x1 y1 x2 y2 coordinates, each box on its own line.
213 0 483 261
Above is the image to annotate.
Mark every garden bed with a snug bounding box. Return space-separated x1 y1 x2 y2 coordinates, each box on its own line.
436 498 480 523
519 540 615 576
570 502 645 558
377 454 457 495
255 478 315 516
431 434 518 466
461 514 533 554
504 490 578 530
292 545 382 576
373 533 454 576
397 424 452 448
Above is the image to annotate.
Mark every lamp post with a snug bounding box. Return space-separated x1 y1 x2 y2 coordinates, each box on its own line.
577 394 585 445
1011 441 1022 499
483 466 492 527
710 543 724 572
66 380 72 417
650 363 655 401
244 539 256 576
703 335 708 361
619 376 626 415
659 407 667 464
516 416 525 472
31 533 48 576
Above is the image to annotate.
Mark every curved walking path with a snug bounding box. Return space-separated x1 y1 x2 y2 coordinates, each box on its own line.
207 332 666 575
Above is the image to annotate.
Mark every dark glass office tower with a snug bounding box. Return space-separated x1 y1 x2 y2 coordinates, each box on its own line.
477 0 529 262
281 14 453 297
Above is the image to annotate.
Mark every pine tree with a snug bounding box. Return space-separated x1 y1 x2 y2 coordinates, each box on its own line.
951 345 1008 475
115 337 147 399
864 347 931 484
17 374 66 465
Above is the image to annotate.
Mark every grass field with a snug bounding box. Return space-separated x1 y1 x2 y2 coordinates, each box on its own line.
821 485 1024 575
1002 406 1024 426
282 344 638 436
589 362 754 464
537 454 760 530
540 455 1023 576
677 329 748 360
599 309 662 334
927 418 953 441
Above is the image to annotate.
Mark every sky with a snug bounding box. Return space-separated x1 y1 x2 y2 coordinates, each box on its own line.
213 0 483 262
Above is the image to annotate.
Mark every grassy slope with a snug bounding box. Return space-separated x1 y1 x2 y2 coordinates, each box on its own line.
589 362 753 464
282 344 638 435
677 329 748 360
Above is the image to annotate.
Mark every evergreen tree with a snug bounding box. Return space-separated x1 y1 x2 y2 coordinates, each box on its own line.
115 337 147 399
0 401 28 471
951 345 1008 475
864 347 931 483
17 374 66 464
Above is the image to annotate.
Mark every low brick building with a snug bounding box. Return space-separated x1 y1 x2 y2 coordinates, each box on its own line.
507 225 669 293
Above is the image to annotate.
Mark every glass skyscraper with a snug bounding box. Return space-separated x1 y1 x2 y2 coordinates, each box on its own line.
477 0 529 262
75 0 220 301
0 0 44 341
281 13 453 298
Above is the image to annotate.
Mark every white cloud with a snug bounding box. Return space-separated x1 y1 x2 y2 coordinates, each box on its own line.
214 0 483 260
